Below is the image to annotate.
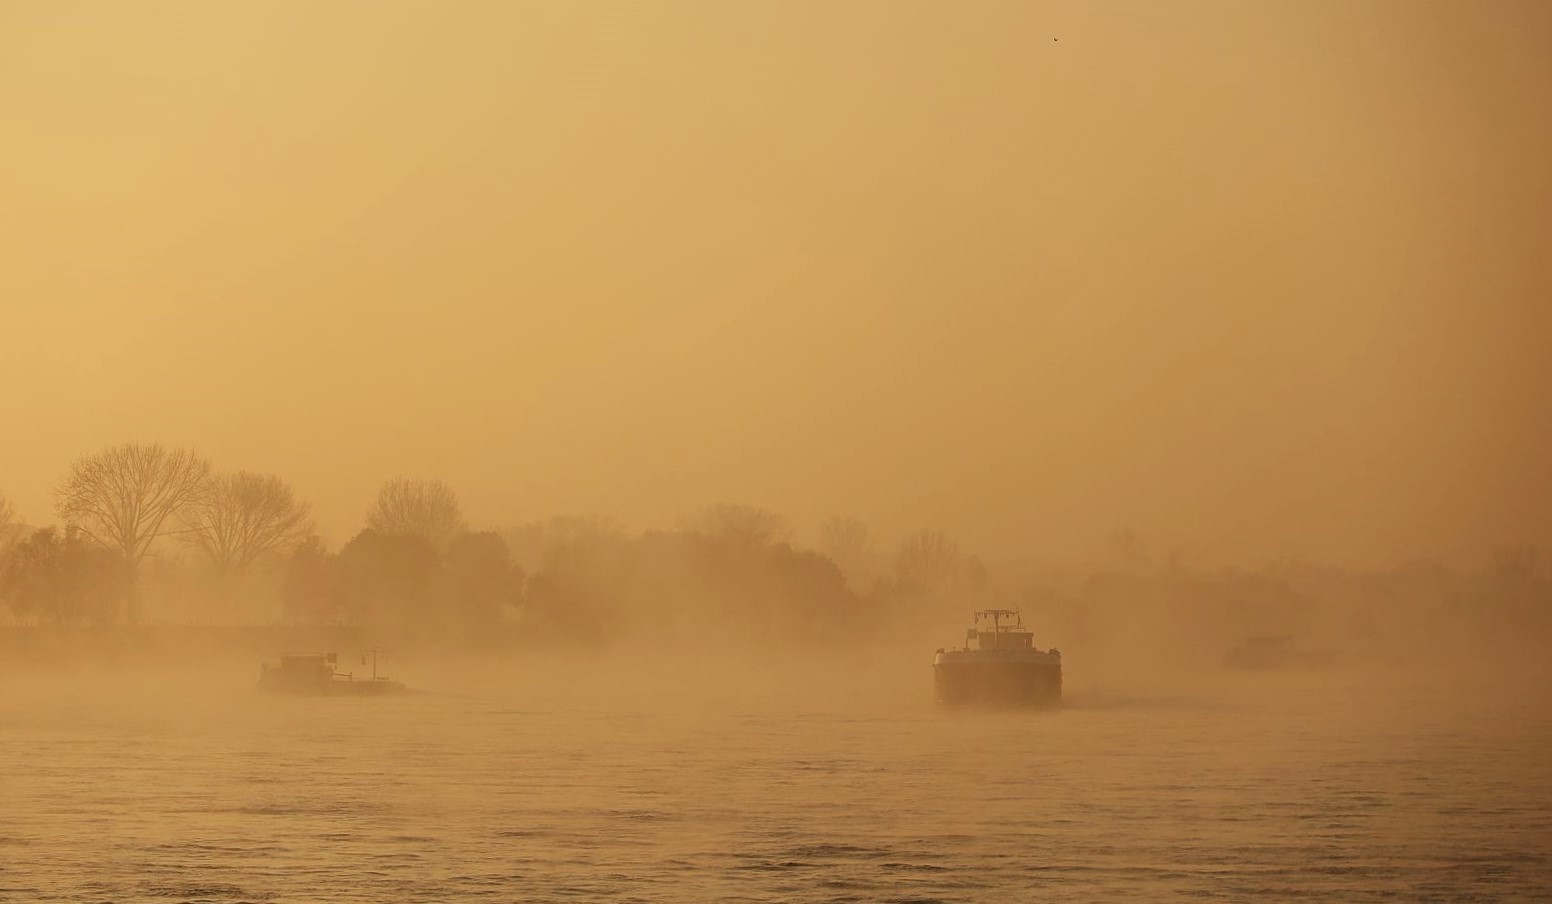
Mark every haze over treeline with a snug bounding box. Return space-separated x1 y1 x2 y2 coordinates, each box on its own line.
2 444 1547 678
3 1 1550 570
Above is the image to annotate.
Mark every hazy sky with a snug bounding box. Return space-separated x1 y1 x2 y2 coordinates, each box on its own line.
3 1 1548 567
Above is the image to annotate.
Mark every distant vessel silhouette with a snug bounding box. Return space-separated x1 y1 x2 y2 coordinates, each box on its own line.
258 650 406 695
933 609 1062 705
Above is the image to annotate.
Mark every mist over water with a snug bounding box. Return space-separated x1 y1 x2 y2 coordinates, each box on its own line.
5 0 1552 900
4 640 1550 902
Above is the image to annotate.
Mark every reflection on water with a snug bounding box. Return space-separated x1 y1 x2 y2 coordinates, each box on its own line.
2 659 1548 902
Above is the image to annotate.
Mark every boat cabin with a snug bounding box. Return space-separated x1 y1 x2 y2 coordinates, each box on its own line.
966 608 1035 650
258 649 407 695
262 653 341 684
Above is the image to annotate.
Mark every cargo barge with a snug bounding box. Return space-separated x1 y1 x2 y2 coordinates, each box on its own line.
933 609 1061 705
258 650 406 695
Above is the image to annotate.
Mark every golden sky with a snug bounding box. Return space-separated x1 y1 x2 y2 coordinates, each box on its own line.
3 1 1548 567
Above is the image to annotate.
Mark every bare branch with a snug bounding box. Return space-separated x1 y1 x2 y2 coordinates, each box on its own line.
894 528 962 596
365 478 466 552
681 503 792 548
0 494 20 553
819 516 872 563
53 443 213 622
182 471 314 573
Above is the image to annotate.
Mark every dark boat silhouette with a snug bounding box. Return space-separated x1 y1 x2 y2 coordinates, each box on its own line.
933 609 1063 706
258 650 406 695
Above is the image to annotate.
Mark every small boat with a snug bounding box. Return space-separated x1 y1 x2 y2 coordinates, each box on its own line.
258 650 406 695
933 609 1062 706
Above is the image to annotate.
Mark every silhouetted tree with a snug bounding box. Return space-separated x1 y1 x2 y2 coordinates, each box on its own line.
443 531 523 627
0 526 121 625
336 528 441 625
518 516 637 638
670 507 866 639
533 516 632 573
183 471 314 573
819 516 871 560
620 529 700 633
819 516 874 587
682 503 791 548
365 478 466 553
763 543 861 639
0 495 22 568
280 536 340 624
54 442 212 623
894 529 962 598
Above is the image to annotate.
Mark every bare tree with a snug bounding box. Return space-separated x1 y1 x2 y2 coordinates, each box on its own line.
894 528 962 596
681 503 791 548
0 493 19 553
54 443 212 623
366 478 466 552
819 516 871 561
183 471 314 573
507 514 629 574
819 516 874 586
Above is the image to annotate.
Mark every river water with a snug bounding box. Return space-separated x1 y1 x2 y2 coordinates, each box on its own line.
2 653 1549 902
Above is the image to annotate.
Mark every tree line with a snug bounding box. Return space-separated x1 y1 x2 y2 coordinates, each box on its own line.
3 443 1546 662
0 443 987 643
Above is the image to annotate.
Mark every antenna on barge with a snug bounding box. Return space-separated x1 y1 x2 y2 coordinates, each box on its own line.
361 647 387 680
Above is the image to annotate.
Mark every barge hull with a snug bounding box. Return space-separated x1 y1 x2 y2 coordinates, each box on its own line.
934 661 1062 706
